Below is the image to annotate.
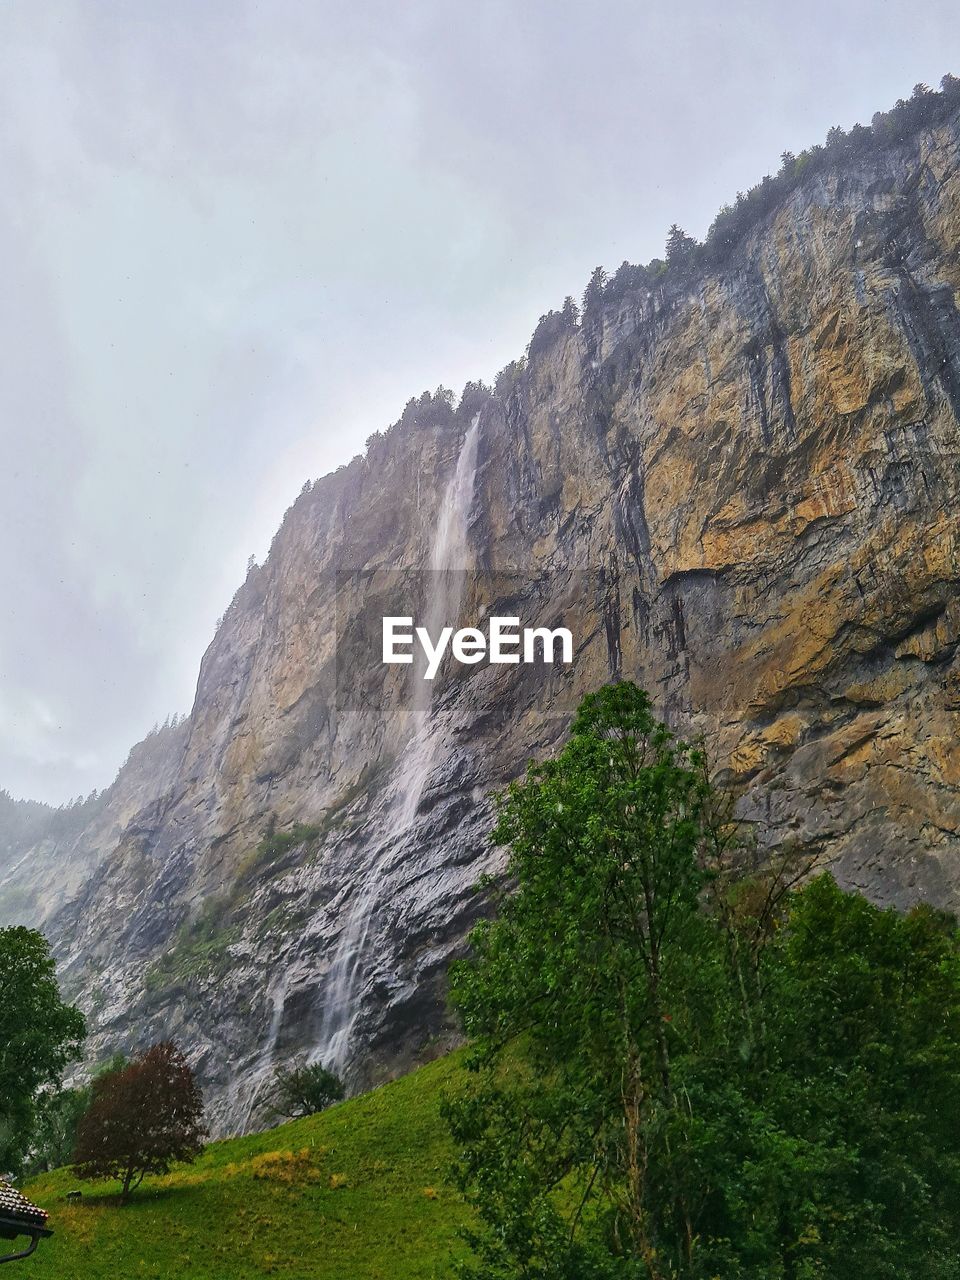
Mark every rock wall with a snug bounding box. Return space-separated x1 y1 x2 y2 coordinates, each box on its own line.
2 108 959 1135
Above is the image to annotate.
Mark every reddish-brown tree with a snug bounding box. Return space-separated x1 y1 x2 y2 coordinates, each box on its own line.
72 1042 206 1203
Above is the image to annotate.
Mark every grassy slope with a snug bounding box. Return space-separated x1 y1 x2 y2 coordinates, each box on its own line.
24 1052 471 1280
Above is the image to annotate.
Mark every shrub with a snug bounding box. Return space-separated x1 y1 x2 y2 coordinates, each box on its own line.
271 1060 345 1120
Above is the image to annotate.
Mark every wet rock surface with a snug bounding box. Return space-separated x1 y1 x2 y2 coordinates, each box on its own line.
2 112 960 1135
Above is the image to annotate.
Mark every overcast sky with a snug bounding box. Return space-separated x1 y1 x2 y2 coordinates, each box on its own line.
1 0 957 804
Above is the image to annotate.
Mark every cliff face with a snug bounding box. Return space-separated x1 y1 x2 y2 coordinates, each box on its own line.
3 109 959 1135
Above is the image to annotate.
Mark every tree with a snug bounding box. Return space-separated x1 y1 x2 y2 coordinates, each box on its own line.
27 1054 127 1175
447 683 716 1276
581 266 608 316
28 1085 89 1175
665 224 699 271
0 927 85 1173
446 683 960 1278
606 262 649 306
72 1042 206 1203
271 1060 344 1119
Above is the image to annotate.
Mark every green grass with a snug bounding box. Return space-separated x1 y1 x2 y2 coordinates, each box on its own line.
24 1052 472 1280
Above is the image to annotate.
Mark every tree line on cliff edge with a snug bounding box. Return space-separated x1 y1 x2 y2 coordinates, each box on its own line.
527 75 960 365
245 74 960 580
357 76 960 450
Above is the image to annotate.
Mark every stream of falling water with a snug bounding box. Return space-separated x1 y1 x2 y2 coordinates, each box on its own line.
315 413 482 1073
396 414 481 827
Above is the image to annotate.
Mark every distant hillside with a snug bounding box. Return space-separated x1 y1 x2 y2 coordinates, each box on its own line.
0 719 188 929
24 1051 469 1280
0 789 54 867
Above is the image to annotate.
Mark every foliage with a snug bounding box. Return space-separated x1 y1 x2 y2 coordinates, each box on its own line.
0 788 108 860
271 1059 345 1119
665 224 698 271
256 821 322 863
458 379 493 422
446 682 960 1279
494 358 527 399
528 299 580 360
27 1055 128 1176
28 1086 91 1176
398 387 458 433
0 789 56 858
697 75 960 270
72 1042 206 1203
25 1051 473 1279
143 901 241 992
0 926 85 1172
581 266 608 317
604 260 650 306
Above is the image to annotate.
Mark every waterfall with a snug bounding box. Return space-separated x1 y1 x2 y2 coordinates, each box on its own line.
396 413 480 827
242 980 287 1130
316 413 482 1073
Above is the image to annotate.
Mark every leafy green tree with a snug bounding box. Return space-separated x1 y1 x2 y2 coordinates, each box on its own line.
27 1053 127 1175
446 683 960 1278
758 879 960 1276
0 926 85 1172
271 1059 345 1119
447 683 717 1276
28 1085 89 1174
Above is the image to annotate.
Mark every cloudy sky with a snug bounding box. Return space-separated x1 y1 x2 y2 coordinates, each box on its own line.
1 0 957 804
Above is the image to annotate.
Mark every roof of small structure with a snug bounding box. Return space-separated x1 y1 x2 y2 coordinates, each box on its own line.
0 1182 48 1228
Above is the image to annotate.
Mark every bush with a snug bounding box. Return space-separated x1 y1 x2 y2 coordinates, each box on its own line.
257 822 322 862
271 1060 345 1120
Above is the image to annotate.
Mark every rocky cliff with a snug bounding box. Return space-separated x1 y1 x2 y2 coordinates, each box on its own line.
2 103 959 1135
